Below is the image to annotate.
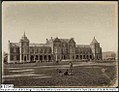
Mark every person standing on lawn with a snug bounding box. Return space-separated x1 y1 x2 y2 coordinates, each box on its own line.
69 61 73 74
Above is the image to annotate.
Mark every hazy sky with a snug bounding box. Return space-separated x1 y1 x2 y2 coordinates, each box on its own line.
2 1 118 53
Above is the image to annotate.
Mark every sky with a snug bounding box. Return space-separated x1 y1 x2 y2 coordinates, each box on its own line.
2 1 118 53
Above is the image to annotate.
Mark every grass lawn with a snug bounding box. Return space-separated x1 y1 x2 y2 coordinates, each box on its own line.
2 61 117 87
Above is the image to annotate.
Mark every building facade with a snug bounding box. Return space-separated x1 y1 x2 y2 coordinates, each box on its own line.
7 33 102 63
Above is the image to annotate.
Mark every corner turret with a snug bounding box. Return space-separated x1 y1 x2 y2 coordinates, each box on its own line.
90 37 102 60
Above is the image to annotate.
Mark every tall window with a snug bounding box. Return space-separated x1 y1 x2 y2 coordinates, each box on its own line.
40 49 43 53
90 55 92 59
13 56 17 60
13 48 17 53
30 49 34 53
44 49 47 53
72 56 74 59
36 48 39 53
24 43 27 46
48 49 51 53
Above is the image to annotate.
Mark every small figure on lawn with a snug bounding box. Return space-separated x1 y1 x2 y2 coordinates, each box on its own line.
57 69 63 76
69 61 73 75
57 69 62 73
64 69 69 75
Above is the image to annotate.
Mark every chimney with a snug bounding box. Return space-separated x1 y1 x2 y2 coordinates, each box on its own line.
46 38 48 43
51 37 53 40
8 40 10 43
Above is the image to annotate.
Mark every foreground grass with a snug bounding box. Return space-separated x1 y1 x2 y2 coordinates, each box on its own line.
3 61 117 87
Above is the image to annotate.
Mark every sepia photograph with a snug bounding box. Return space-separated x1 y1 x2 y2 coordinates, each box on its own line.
2 1 118 88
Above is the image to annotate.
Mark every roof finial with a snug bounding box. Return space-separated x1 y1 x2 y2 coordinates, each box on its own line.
24 31 26 37
91 36 98 44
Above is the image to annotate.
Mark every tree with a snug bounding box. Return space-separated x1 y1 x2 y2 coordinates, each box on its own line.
3 52 8 63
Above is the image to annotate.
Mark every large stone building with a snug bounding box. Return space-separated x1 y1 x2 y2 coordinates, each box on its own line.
7 33 102 63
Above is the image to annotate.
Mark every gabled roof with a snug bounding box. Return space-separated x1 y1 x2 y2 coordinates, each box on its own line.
47 37 74 44
10 43 19 47
76 45 90 49
46 37 55 44
90 37 99 44
60 39 70 43
20 32 29 42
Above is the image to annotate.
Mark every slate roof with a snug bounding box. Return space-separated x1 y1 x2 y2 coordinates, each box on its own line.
10 43 19 47
47 37 71 44
77 45 91 48
60 39 70 43
29 43 51 48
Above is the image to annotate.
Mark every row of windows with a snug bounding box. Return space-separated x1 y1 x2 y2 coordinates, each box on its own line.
11 47 93 54
54 43 75 47
75 55 93 59
30 48 51 53
10 48 19 53
79 49 92 52
76 50 92 53
76 51 92 54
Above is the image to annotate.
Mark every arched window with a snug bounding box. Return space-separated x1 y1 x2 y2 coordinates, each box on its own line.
30 49 34 53
49 48 51 53
90 55 92 59
48 55 51 60
36 48 39 53
40 49 43 53
44 49 47 53
87 55 89 59
13 48 16 53
35 55 38 60
64 55 66 59
40 55 43 60
30 55 34 61
13 56 17 60
24 56 27 61
83 55 85 59
76 55 79 59
80 55 82 59
44 55 47 60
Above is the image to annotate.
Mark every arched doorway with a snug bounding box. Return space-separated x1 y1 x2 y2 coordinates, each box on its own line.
30 55 34 61
83 55 85 59
64 55 66 59
87 55 89 59
40 55 43 61
44 55 47 60
90 55 92 59
48 55 51 61
80 55 82 60
76 55 79 59
24 56 27 61
35 55 38 60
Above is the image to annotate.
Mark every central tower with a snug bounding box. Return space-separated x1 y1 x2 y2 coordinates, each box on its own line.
19 32 30 62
